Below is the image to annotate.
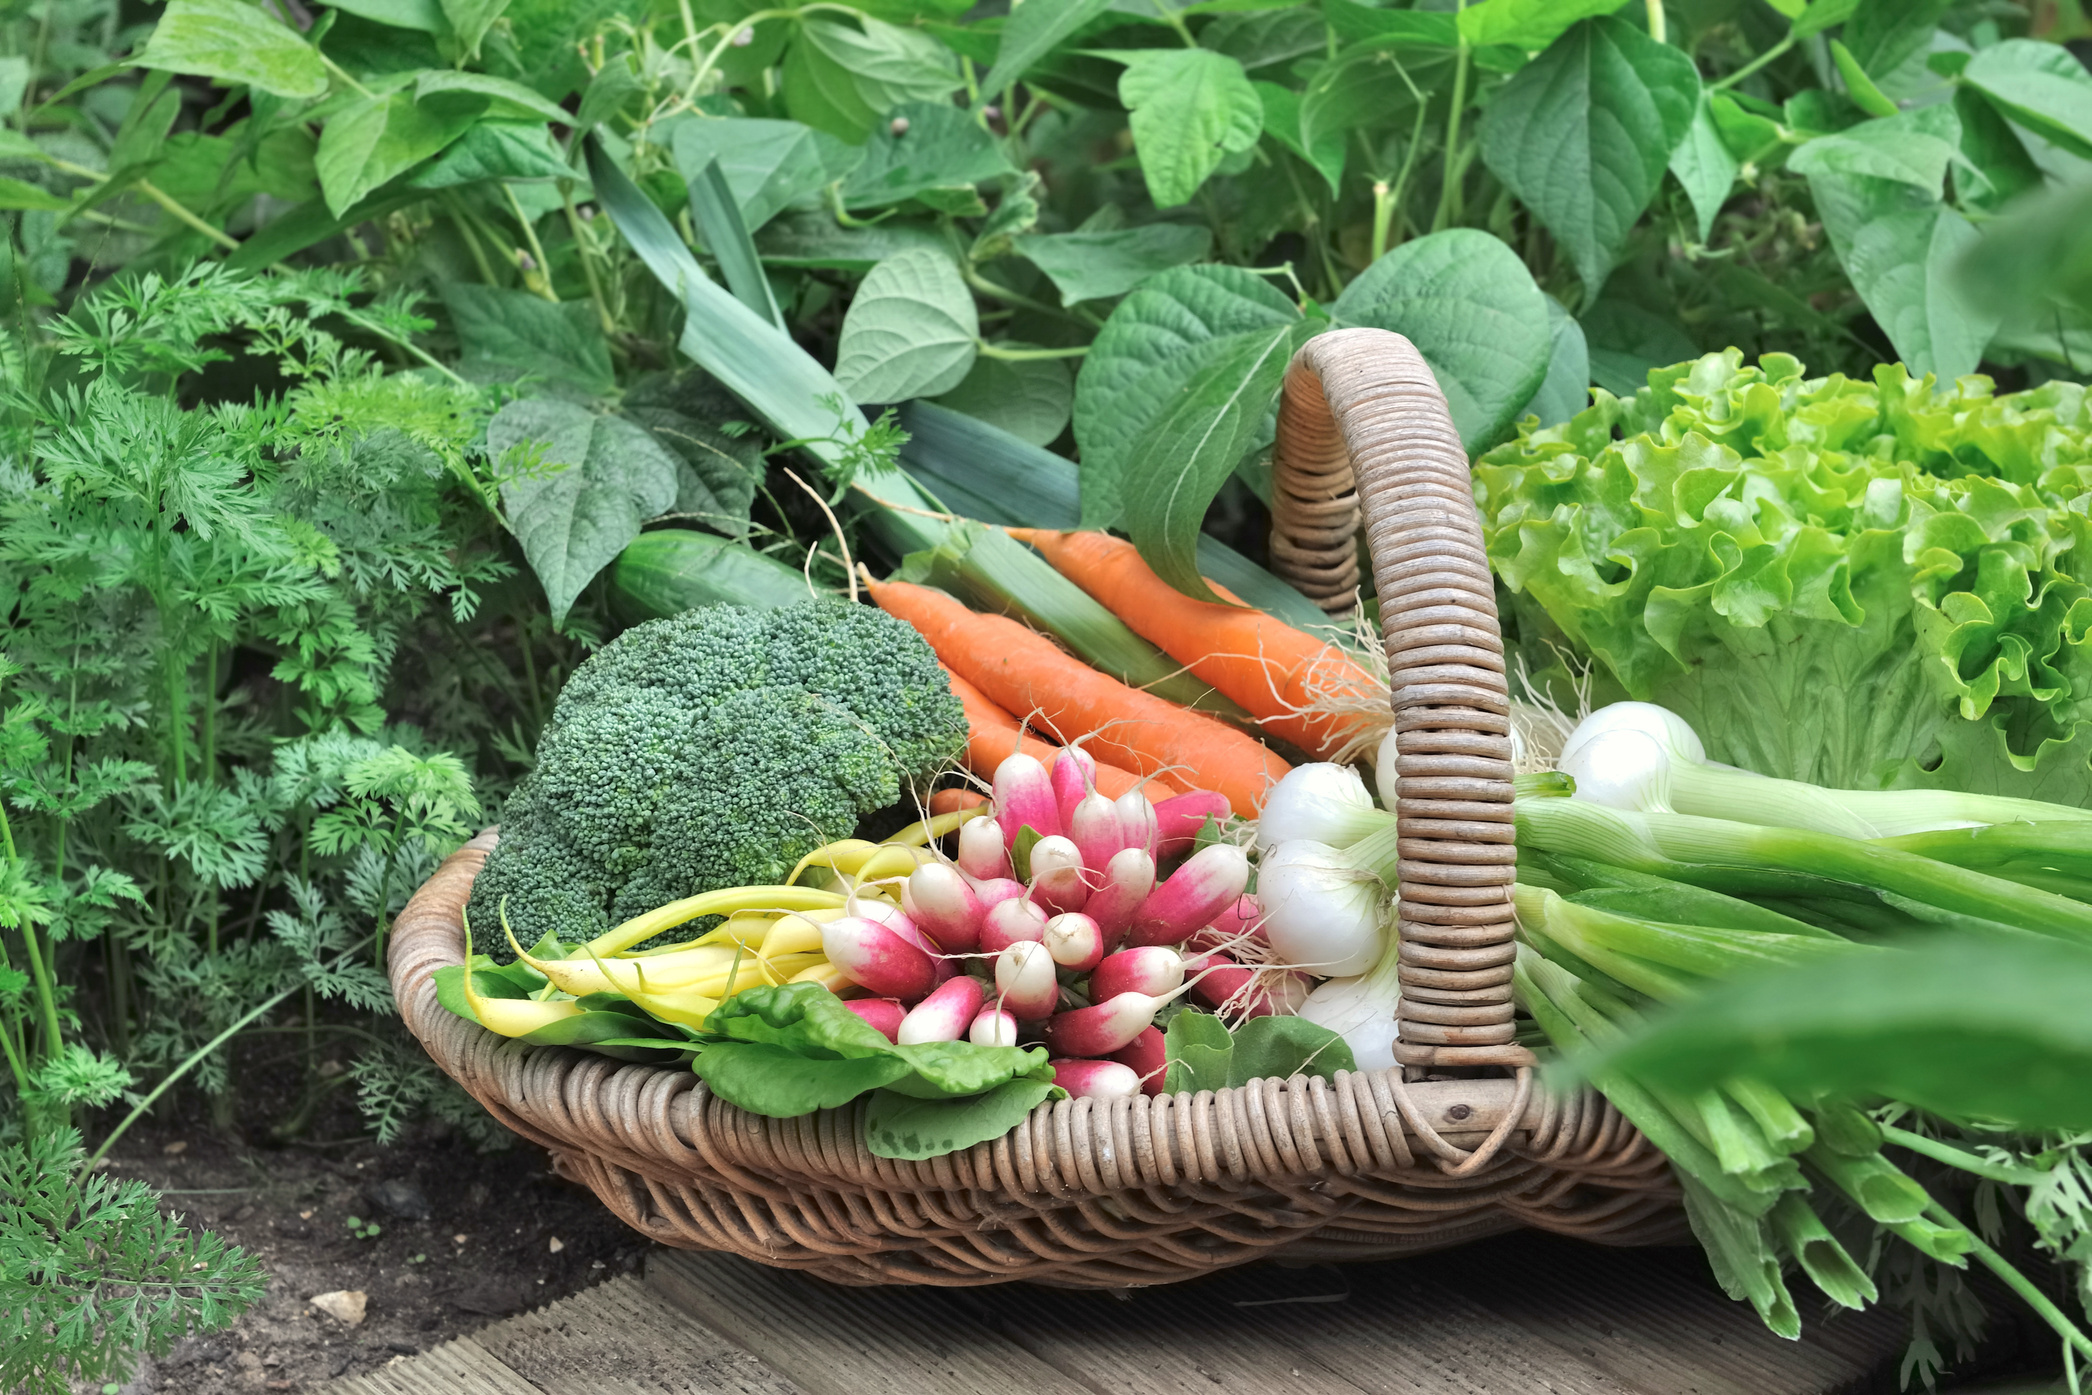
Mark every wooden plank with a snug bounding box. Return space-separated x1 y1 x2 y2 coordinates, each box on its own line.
648 1249 1103 1395
476 1274 806 1395
1429 1233 1907 1395
327 1337 542 1395
958 1259 1638 1395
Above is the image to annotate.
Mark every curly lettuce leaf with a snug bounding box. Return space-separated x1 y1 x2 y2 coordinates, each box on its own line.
1479 350 2092 799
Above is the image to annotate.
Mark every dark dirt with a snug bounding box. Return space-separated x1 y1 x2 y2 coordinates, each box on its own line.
88 1083 642 1393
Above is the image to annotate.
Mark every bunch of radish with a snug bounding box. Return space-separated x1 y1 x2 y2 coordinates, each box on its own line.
824 749 1302 1102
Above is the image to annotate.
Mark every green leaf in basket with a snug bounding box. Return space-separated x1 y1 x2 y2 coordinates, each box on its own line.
832 247 978 405
698 1042 916 1116
863 1078 1062 1160
694 983 1053 1120
432 958 545 1019
1225 1015 1355 1088
1564 931 2092 1132
1164 1009 1234 1094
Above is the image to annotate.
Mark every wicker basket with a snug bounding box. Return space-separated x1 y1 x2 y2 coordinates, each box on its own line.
390 329 1687 1287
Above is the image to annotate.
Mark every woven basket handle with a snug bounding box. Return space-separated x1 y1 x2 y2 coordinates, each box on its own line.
1272 329 1528 1072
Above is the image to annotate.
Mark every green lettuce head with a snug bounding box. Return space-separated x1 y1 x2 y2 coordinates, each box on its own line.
1476 350 2092 801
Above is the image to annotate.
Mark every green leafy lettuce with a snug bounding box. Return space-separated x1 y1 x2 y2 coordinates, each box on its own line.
1476 350 2092 800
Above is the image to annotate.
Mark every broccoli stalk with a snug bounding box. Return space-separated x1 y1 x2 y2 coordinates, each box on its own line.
468 601 966 960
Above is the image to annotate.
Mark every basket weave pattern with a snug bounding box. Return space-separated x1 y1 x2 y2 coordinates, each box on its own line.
391 331 1684 1285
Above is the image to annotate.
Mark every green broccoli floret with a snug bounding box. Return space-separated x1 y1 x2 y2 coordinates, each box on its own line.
468 600 965 962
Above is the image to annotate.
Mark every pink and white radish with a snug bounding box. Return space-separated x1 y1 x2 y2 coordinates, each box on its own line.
1124 842 1250 948
993 753 1061 847
1067 792 1124 876
957 816 1011 881
1108 1026 1167 1098
979 896 1048 953
842 997 905 1042
993 940 1060 1021
1082 847 1156 947
969 1005 1020 1047
1089 945 1187 1002
820 916 938 1002
1154 791 1230 858
1042 912 1105 972
856 902 954 984
1026 834 1088 914
1186 955 1311 1019
897 975 987 1045
969 876 1026 913
1050 746 1095 827
1114 789 1158 856
902 862 984 953
1050 1058 1141 1101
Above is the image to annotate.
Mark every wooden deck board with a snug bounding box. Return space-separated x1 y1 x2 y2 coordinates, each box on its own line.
329 1232 1911 1395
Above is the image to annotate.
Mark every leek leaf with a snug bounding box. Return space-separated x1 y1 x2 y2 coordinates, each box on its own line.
1570 932 2092 1131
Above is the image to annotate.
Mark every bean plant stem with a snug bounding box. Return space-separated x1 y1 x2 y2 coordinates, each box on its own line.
975 340 1087 360
503 184 560 301
445 192 501 285
46 157 239 251
1433 5 1472 233
561 182 618 336
1714 33 1795 90
1646 0 1665 44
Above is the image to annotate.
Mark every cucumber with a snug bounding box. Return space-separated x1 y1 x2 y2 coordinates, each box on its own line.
608 530 817 624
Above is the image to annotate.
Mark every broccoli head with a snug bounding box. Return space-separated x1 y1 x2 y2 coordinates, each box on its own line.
467 599 965 961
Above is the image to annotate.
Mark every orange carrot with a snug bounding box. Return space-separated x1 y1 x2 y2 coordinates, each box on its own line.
1007 529 1381 760
928 788 990 816
944 669 1177 802
877 578 1288 812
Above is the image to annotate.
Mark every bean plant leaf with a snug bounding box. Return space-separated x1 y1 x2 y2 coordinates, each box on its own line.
444 282 614 393
981 0 1112 101
1121 317 1319 602
1457 0 1629 50
439 0 507 61
489 398 681 626
413 70 570 123
1331 229 1555 455
406 121 574 187
671 117 832 233
863 1078 1059 1159
1011 224 1212 305
1797 107 1998 380
832 247 979 404
1519 295 1592 429
1842 0 1954 79
0 176 70 211
622 374 764 535
137 0 328 99
1096 48 1263 210
782 15 958 141
839 101 1014 214
1670 93 1739 242
315 88 483 216
929 351 1074 447
1570 933 2092 1132
1477 16 1700 297
1252 79 1343 194
1960 38 2092 160
1073 263 1300 529
323 0 447 33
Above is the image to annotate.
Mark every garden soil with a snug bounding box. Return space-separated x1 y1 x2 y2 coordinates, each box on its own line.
87 1078 640 1393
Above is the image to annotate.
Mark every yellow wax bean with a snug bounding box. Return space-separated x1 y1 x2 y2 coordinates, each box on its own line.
885 807 990 848
756 913 830 960
462 966 584 1039
789 960 855 992
787 839 883 886
855 844 929 883
619 985 721 1030
588 885 847 956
